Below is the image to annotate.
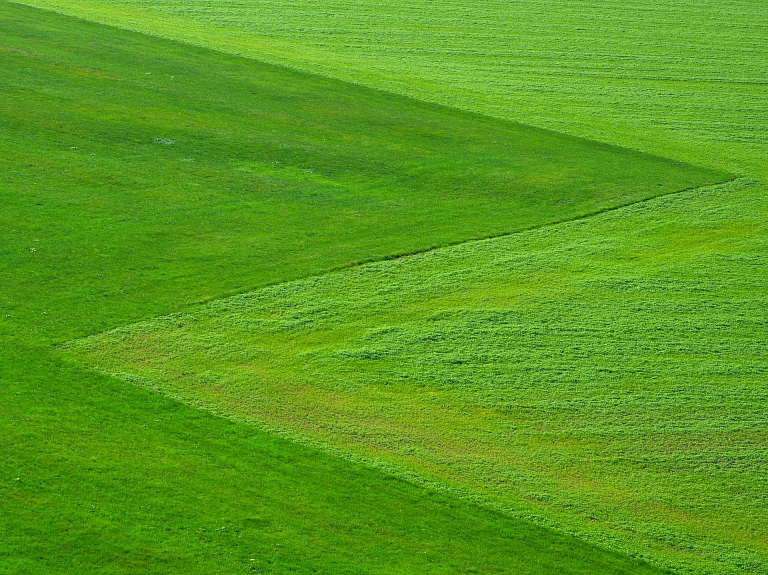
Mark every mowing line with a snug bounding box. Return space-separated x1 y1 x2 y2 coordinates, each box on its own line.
188 175 746 309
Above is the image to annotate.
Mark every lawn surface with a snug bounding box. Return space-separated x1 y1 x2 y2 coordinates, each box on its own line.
1 1 720 343
0 2 702 573
13 0 768 178
2 1 765 574
67 178 768 575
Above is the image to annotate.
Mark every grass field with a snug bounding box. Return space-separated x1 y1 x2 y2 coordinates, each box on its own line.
3 0 765 573
12 0 768 179
0 2 708 573
1 2 720 343
67 178 768 574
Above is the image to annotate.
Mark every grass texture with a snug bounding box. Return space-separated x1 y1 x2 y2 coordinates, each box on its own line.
13 0 768 179
0 3 697 573
0 1 720 344
67 179 768 575
2 346 668 575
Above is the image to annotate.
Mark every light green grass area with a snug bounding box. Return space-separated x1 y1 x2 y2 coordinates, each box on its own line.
13 0 768 178
67 179 768 575
0 3 691 573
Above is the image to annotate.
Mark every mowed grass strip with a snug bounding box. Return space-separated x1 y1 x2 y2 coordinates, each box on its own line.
68 179 768 575
0 2 726 343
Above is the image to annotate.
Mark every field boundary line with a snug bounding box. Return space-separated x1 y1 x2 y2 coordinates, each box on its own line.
58 176 750 332
188 175 748 308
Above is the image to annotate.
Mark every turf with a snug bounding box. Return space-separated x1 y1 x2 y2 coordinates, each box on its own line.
66 178 768 575
13 0 768 178
2 0 764 573
0 2 699 573
1 346 668 575
0 1 721 343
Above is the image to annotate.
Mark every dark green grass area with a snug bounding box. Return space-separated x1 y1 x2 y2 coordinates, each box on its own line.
1 347 667 575
69 180 768 574
0 3 695 573
0 1 725 343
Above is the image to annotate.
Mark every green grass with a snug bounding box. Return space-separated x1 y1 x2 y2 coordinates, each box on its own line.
3 0 764 573
66 178 768 575
0 1 721 344
0 3 702 573
2 346 670 575
13 0 768 179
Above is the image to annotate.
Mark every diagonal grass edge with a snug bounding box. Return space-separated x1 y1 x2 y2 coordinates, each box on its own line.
320 175 742 274
4 0 737 176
